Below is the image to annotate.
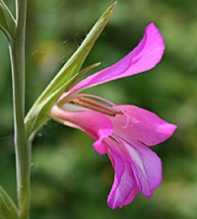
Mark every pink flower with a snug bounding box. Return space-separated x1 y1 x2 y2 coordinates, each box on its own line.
50 23 176 209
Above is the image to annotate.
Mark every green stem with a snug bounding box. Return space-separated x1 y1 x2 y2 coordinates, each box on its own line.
9 0 30 219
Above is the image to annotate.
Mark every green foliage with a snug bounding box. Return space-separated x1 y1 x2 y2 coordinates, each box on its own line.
0 0 15 41
0 187 18 219
25 2 116 140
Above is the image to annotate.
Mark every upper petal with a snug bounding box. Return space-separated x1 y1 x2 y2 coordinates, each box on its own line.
112 105 177 147
69 22 165 94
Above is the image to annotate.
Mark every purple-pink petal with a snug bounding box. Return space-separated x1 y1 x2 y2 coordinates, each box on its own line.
132 143 162 196
107 140 139 209
118 138 162 197
112 105 177 147
106 136 162 208
50 104 112 154
69 22 165 94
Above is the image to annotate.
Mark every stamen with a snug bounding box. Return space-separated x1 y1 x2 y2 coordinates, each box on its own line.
70 94 122 117
77 94 114 107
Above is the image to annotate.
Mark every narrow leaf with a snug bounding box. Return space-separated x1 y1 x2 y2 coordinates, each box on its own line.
25 2 116 139
0 0 16 41
0 187 18 219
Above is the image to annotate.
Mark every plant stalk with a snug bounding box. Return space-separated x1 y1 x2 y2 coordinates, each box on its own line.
9 0 31 218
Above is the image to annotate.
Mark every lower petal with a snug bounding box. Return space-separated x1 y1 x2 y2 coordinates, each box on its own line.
118 138 162 197
106 136 162 209
135 144 162 195
107 143 138 209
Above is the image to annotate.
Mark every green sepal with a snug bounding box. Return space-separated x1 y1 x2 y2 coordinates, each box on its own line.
0 0 16 41
25 2 116 140
0 187 18 219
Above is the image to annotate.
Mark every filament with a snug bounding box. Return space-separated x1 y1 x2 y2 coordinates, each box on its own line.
70 94 122 117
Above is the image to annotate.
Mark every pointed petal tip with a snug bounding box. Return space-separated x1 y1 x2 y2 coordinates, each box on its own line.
143 178 162 198
107 196 124 209
158 123 177 139
143 184 161 199
146 21 165 63
107 194 135 209
147 21 165 48
146 21 159 29
107 197 116 209
146 21 163 37
107 202 119 209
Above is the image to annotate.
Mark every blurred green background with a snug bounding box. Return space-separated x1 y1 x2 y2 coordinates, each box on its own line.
0 0 197 218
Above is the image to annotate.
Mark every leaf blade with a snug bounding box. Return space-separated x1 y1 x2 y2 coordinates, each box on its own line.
25 2 117 139
0 0 16 41
0 187 18 219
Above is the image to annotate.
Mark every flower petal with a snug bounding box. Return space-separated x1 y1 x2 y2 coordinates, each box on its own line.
112 105 176 146
70 22 165 94
106 136 162 208
119 138 162 197
107 140 138 209
50 104 112 154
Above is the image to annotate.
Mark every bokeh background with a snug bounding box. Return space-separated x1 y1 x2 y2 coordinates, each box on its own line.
1 0 197 218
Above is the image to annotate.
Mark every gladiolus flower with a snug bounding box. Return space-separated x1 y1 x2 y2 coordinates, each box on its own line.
50 23 176 209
